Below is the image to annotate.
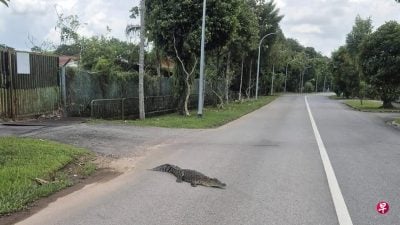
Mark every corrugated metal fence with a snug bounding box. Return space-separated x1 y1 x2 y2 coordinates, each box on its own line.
0 50 60 120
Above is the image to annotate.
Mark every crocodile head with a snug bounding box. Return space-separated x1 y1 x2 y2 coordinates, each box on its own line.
203 178 226 189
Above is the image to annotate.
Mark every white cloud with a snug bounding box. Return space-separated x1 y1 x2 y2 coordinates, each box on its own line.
44 28 60 45
10 0 49 15
0 20 4 33
279 0 400 56
290 24 322 34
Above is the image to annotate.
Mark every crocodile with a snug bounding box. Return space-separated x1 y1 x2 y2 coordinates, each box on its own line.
151 164 226 189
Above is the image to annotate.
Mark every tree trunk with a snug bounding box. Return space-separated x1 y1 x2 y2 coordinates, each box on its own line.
156 48 161 77
382 91 394 108
382 100 394 109
239 54 244 101
247 59 253 99
225 51 231 103
138 0 146 119
172 35 198 116
284 63 288 93
184 76 191 116
270 65 274 96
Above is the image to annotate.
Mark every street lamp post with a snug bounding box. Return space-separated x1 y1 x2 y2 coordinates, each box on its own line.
197 0 207 117
256 32 276 99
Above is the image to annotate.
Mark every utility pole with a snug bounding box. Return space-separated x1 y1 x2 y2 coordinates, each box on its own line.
197 0 207 117
138 0 146 119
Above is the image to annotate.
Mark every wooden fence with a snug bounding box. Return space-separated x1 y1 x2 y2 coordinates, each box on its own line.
0 50 60 120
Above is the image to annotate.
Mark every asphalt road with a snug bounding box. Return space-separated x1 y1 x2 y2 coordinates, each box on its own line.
16 95 400 225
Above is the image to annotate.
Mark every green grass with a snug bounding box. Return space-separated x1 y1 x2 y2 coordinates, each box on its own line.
95 96 278 129
329 95 346 100
395 118 400 125
0 137 94 215
344 99 383 110
344 99 400 112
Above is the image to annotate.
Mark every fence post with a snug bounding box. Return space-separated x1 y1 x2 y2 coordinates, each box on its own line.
60 66 67 116
8 51 16 120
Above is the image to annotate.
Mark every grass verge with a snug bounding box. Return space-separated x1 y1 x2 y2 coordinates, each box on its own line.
344 99 400 112
0 137 95 215
328 95 346 100
395 118 400 125
93 96 278 129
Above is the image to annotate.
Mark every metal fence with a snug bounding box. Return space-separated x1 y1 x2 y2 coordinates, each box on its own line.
0 50 59 119
90 95 202 119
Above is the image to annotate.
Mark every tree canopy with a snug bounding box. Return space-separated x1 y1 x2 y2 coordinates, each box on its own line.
359 21 400 108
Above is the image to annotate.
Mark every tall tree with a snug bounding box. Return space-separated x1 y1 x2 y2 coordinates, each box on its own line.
345 15 373 102
331 46 359 98
346 16 373 59
146 0 240 115
249 0 283 96
224 0 259 102
360 21 400 108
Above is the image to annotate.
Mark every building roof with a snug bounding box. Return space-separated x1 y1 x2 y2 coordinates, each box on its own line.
59 56 79 67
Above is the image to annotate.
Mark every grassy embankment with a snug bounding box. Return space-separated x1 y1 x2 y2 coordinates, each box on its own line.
344 99 400 112
0 137 95 215
96 96 278 129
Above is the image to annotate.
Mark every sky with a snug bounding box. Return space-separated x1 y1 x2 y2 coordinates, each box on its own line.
0 0 400 56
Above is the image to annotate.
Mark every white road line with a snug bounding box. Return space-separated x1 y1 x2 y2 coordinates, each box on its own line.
305 96 353 225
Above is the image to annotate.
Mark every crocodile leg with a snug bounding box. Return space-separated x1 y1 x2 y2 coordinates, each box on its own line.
176 170 184 183
190 182 198 187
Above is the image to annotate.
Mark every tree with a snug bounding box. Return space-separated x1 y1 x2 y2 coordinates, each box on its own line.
251 0 283 90
360 21 400 108
346 16 373 58
55 13 81 45
345 15 373 102
146 0 240 116
331 46 359 98
223 1 259 102
0 0 9 7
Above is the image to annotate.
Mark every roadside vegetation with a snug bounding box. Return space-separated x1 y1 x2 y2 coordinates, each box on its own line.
395 118 400 125
95 96 278 129
331 16 400 108
0 137 95 215
344 100 400 112
32 1 331 120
